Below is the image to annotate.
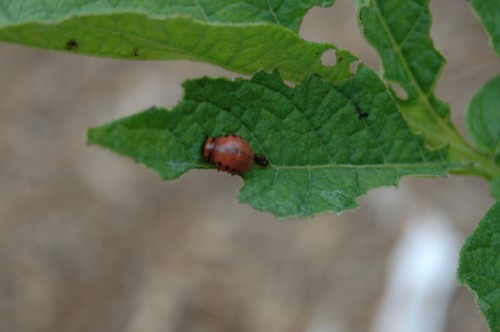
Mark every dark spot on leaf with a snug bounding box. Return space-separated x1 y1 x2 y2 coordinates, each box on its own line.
355 106 369 119
65 39 78 51
254 154 269 167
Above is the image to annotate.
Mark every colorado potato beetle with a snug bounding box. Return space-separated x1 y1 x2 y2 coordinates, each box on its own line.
202 134 255 175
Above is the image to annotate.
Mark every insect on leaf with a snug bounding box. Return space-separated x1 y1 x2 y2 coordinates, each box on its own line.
88 69 453 218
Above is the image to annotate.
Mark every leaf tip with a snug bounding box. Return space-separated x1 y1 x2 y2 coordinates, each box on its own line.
86 127 100 145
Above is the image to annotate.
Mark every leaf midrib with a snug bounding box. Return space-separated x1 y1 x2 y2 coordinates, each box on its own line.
145 154 449 170
159 161 446 170
371 0 440 115
272 162 445 170
370 0 499 178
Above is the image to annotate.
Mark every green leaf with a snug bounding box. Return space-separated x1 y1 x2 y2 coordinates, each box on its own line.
356 0 444 108
356 0 500 180
466 75 500 155
88 69 452 218
0 1 354 84
458 201 500 332
492 177 500 201
0 0 332 32
467 0 500 57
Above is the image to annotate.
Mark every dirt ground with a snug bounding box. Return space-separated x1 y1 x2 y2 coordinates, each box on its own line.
0 1 497 331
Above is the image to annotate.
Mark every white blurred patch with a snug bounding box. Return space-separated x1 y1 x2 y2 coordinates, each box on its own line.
308 320 346 332
370 209 462 332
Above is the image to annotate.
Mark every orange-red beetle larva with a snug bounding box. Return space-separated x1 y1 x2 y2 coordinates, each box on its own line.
202 134 254 175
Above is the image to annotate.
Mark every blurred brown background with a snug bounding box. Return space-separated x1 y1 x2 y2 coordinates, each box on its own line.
0 1 498 331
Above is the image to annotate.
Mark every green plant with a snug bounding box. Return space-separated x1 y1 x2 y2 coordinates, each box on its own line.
1 0 498 329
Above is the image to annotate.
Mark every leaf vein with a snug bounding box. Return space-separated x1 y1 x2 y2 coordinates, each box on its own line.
193 0 209 22
396 2 426 47
258 81 336 164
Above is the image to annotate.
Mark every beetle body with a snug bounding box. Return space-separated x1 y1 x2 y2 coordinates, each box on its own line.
202 135 254 175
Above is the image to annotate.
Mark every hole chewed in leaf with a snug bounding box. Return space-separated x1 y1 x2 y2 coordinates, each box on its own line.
321 49 337 66
390 83 408 101
349 60 361 74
